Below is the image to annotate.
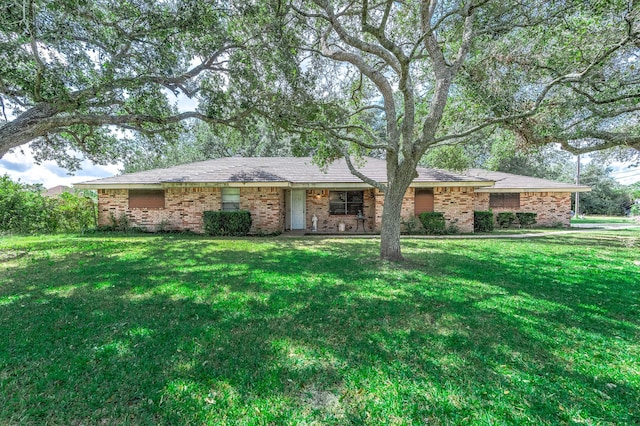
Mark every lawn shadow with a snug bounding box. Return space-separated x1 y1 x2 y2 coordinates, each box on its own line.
0 234 638 424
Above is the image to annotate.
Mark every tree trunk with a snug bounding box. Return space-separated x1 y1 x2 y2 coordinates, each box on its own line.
380 187 405 261
379 168 414 261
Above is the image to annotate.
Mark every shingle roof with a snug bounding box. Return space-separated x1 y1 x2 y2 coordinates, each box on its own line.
464 169 591 192
74 157 492 188
43 185 72 197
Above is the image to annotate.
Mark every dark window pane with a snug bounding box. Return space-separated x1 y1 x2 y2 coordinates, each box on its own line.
490 193 520 209
222 202 240 211
329 202 346 215
329 190 364 215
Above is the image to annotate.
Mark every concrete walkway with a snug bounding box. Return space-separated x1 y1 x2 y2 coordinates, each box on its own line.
281 223 640 240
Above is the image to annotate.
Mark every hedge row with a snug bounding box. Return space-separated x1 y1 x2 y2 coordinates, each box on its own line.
474 210 538 232
203 210 252 236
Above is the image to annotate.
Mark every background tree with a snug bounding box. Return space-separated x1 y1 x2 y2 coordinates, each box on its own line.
575 164 634 216
122 120 300 173
283 0 639 260
420 128 575 182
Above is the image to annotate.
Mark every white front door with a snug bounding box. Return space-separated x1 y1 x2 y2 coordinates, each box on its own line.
291 190 306 230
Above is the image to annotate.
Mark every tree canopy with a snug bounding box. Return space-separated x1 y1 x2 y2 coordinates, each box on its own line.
0 0 300 169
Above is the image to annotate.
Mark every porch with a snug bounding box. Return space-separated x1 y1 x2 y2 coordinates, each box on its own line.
283 188 378 233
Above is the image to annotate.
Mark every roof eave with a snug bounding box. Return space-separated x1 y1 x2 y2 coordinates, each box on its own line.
410 181 495 188
161 181 291 188
73 183 164 190
475 187 592 193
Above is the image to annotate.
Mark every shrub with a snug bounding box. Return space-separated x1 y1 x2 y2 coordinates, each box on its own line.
516 212 537 227
496 212 516 228
446 223 460 235
55 192 97 232
418 212 446 235
0 175 97 234
474 210 494 232
203 210 252 236
109 212 131 232
401 216 422 235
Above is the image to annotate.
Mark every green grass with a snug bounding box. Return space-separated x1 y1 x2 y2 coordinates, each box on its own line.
1 232 639 425
571 215 638 224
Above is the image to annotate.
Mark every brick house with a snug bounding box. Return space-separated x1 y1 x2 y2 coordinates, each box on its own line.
74 157 590 233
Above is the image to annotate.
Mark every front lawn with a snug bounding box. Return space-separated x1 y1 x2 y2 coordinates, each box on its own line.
1 232 639 424
571 215 638 224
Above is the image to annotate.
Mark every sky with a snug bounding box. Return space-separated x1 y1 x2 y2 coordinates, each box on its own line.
0 91 198 189
0 146 120 189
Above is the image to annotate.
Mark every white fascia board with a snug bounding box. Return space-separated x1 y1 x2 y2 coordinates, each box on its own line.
475 187 592 193
410 181 495 188
73 183 164 190
160 181 292 188
289 182 375 189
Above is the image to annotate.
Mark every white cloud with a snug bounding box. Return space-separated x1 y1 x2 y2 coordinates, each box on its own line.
0 146 120 189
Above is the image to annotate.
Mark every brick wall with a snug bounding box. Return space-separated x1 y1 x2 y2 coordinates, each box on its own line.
240 187 285 233
433 187 475 233
97 187 285 233
372 186 475 233
475 192 572 227
305 189 376 232
372 188 415 231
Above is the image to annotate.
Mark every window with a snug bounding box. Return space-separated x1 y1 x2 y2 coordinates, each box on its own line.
222 187 240 211
128 189 165 209
329 191 363 215
489 193 520 209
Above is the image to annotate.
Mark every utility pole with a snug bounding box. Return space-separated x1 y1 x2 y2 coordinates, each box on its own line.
574 152 581 217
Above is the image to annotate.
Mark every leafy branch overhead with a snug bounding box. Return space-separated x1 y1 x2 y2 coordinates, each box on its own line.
286 0 640 163
0 0 300 168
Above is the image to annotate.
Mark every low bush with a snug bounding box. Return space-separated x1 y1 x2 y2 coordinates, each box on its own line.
418 212 446 235
474 210 494 232
401 216 422 235
516 212 537 227
496 212 517 228
203 210 252 236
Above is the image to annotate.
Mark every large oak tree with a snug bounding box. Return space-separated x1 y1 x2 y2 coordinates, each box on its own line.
283 0 639 260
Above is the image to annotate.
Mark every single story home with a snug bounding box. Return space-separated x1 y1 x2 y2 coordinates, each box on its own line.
74 157 591 233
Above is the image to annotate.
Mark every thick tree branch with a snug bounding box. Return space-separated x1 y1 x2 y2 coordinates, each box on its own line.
318 31 400 153
420 0 447 73
0 107 252 158
434 34 636 145
558 132 640 154
340 150 387 191
312 0 402 73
